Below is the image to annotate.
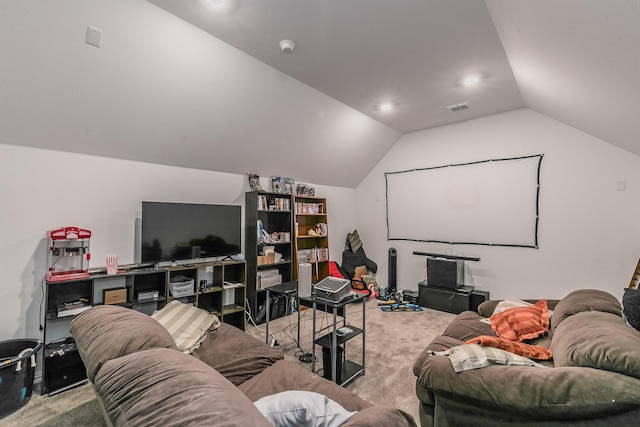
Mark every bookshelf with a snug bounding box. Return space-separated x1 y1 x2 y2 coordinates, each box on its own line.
294 195 329 284
245 191 294 320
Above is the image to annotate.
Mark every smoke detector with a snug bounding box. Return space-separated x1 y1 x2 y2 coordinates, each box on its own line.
279 39 295 53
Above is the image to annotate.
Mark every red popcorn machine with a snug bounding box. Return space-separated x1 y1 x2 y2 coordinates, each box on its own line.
46 227 92 282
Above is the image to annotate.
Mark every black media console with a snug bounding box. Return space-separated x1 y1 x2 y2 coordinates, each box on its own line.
413 251 489 314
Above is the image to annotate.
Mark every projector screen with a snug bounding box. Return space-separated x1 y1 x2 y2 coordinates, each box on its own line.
385 155 542 248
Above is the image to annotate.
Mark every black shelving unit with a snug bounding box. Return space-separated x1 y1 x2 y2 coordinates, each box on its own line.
43 269 167 395
245 191 293 321
43 260 246 395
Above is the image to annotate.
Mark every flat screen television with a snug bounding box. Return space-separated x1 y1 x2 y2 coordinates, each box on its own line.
141 201 241 263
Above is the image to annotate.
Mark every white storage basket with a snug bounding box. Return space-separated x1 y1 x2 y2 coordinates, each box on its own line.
169 278 194 298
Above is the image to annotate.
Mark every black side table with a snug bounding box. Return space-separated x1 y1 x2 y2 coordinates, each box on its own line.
300 292 366 386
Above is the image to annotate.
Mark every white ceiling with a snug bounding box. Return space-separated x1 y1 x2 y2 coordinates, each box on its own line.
3 1 639 188
143 0 640 182
147 0 525 134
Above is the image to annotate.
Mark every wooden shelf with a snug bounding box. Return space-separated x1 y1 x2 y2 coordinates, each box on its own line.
294 195 330 284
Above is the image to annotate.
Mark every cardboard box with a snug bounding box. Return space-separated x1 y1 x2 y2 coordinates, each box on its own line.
104 288 127 305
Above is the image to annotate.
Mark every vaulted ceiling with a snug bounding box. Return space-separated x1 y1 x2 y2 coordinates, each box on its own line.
147 0 640 156
2 1 639 188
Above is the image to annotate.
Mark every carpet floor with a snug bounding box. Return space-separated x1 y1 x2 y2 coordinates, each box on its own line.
2 299 454 426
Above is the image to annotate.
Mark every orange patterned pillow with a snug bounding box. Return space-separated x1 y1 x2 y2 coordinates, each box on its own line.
490 299 549 341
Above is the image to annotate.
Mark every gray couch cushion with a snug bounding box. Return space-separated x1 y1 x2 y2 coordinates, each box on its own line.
192 323 284 386
552 311 640 379
238 359 371 413
70 305 176 381
94 347 271 427
441 311 496 341
549 289 621 334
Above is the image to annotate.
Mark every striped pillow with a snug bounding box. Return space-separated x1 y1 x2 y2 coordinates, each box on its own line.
346 230 363 253
490 299 549 341
152 300 221 353
432 344 545 373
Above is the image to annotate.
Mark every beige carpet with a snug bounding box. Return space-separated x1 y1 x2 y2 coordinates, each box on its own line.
2 299 454 426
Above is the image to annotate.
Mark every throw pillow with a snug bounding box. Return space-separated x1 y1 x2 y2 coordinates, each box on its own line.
353 265 368 279
431 344 546 373
254 390 357 427
493 298 533 314
622 287 640 331
346 230 363 253
490 299 549 341
151 300 221 353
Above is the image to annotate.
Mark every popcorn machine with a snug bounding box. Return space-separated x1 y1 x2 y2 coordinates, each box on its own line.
46 226 92 282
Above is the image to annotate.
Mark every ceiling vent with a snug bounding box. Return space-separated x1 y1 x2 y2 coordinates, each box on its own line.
446 102 470 112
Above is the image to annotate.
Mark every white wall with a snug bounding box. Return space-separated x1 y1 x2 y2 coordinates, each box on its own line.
356 108 640 301
0 143 356 340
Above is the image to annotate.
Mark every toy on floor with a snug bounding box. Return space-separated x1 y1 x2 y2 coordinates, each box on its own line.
380 303 423 312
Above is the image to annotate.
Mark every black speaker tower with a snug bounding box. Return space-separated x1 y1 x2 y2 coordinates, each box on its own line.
388 248 397 295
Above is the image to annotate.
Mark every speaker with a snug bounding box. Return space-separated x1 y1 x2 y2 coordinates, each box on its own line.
388 248 397 294
298 263 312 297
427 258 464 290
470 290 490 312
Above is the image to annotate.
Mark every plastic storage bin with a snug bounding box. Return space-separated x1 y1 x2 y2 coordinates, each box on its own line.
0 339 43 418
169 277 194 298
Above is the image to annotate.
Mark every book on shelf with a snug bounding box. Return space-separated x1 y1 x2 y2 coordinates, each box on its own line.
269 197 290 211
295 202 323 214
297 248 329 263
57 301 92 317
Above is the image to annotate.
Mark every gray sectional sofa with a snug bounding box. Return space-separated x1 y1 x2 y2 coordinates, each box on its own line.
70 304 415 427
413 289 640 426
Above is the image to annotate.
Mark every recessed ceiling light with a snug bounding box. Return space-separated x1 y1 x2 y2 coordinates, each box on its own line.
379 103 394 111
206 0 225 7
463 75 480 86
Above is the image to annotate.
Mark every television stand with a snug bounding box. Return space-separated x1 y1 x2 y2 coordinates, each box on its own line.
418 281 489 314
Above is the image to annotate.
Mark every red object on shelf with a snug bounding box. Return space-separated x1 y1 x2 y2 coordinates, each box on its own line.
46 227 92 282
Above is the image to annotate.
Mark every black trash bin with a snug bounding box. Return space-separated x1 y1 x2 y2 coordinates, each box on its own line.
322 345 344 384
0 339 43 419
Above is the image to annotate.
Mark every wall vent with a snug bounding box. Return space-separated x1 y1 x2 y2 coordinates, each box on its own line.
446 102 470 112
